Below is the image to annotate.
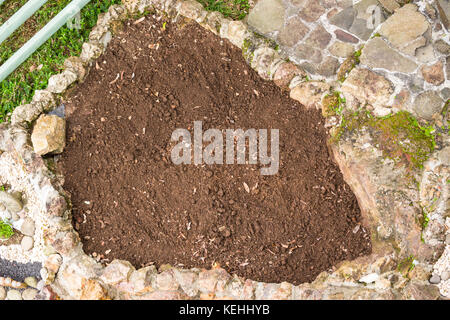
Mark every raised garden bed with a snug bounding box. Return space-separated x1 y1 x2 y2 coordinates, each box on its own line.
59 16 371 285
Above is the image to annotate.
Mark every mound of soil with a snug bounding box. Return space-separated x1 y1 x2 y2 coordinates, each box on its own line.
59 15 371 284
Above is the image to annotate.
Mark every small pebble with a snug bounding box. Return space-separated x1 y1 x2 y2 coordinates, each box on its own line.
21 236 34 251
21 218 36 236
429 274 441 284
24 277 38 288
0 286 5 300
22 288 38 300
441 271 449 281
6 289 22 300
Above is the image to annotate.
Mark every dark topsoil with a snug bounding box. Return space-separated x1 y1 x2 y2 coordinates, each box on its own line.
59 15 371 285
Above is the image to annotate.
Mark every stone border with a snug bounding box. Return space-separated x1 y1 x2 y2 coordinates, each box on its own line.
0 0 447 299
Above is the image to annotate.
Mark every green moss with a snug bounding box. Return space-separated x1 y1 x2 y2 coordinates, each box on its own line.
419 208 430 243
337 46 364 83
397 255 415 276
0 220 14 240
322 91 346 117
334 111 436 171
242 38 254 62
353 46 363 64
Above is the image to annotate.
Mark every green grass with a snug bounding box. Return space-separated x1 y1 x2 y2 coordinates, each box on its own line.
0 220 14 239
0 0 122 123
197 0 250 20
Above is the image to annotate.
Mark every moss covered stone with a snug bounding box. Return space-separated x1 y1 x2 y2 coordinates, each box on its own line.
335 111 436 170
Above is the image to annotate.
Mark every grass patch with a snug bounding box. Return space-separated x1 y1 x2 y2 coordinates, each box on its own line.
0 0 122 123
334 110 436 171
196 0 250 20
0 220 14 240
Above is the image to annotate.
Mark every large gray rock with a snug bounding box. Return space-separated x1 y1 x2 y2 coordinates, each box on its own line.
247 0 285 34
361 37 418 73
31 114 66 156
0 191 22 213
379 4 429 55
413 91 444 121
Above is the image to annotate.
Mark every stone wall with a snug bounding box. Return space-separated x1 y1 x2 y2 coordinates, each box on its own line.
0 0 448 300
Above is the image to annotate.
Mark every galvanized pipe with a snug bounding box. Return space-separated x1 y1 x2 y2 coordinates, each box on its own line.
0 0 91 82
0 0 48 45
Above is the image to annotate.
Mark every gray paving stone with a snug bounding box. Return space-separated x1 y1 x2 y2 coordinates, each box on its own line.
248 0 285 34
361 37 418 73
277 17 309 47
329 6 356 30
413 91 444 121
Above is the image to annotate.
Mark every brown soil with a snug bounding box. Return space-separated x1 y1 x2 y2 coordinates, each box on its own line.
59 15 371 285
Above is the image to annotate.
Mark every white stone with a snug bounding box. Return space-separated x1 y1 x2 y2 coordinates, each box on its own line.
47 70 77 94
21 218 35 237
0 287 5 300
100 260 135 285
6 289 22 300
22 288 38 300
359 273 379 284
21 236 34 251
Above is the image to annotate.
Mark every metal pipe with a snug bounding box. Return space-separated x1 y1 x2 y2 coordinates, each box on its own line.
0 0 91 83
0 0 48 45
